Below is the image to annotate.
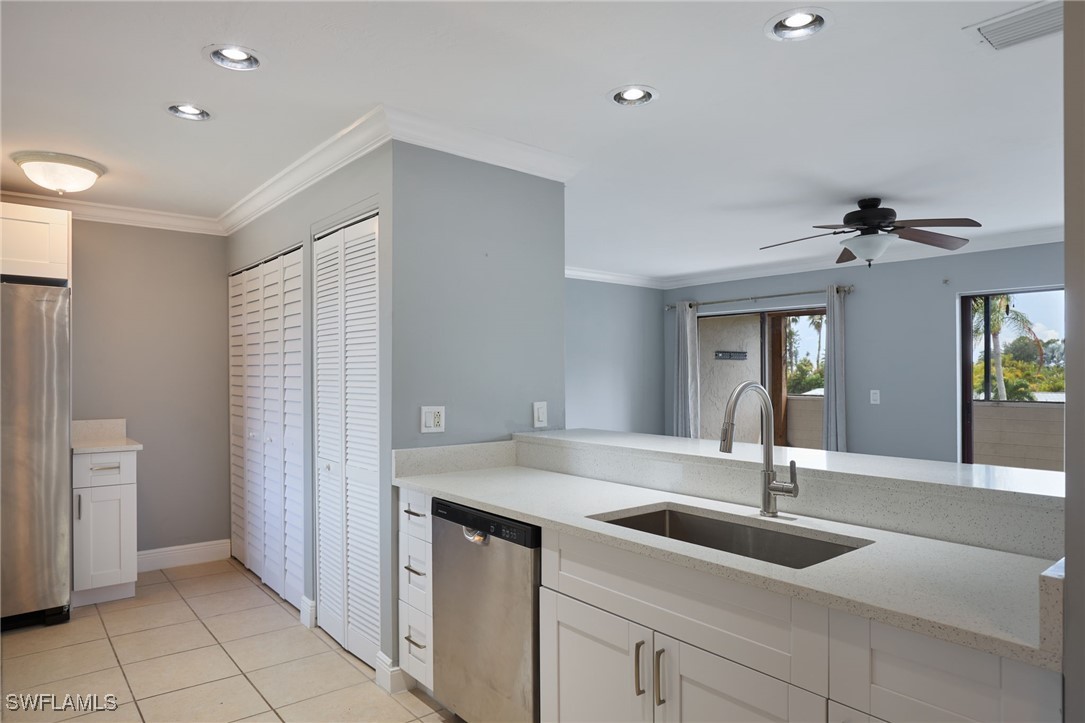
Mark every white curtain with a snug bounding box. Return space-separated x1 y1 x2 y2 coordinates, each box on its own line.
823 285 847 451
673 301 700 438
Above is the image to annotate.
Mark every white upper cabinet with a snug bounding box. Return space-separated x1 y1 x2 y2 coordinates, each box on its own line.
1 202 71 281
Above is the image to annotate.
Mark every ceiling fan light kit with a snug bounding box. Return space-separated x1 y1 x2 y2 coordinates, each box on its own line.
843 232 895 266
11 151 106 194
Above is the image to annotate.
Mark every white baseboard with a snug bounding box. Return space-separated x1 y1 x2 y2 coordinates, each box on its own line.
299 596 316 628
137 539 231 572
71 582 135 607
376 652 412 694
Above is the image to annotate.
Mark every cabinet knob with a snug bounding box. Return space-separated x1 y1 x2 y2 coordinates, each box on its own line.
325 463 332 471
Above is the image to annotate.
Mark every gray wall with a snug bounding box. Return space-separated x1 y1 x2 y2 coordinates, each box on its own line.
565 279 664 434
664 242 1064 462
391 143 566 447
71 220 229 551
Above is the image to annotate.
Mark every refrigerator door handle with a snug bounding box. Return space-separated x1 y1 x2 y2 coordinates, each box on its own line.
77 493 82 520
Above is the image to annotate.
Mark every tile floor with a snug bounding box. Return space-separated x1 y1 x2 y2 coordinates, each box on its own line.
1 559 454 723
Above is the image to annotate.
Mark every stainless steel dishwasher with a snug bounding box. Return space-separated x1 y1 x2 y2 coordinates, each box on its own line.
431 498 541 722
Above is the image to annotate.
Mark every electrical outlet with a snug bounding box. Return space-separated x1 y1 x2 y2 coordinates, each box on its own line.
421 406 445 433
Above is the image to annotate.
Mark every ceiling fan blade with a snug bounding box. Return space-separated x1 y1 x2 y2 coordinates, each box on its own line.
895 227 969 250
760 230 848 251
812 224 864 230
893 218 981 228
836 248 857 264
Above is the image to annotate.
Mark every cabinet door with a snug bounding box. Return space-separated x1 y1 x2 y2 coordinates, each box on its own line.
540 588 653 723
0 202 70 280
73 485 136 591
656 633 826 723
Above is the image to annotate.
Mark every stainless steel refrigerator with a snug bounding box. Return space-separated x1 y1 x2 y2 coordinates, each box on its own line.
1 282 71 627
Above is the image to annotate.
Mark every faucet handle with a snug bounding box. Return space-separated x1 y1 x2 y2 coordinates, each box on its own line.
769 460 799 498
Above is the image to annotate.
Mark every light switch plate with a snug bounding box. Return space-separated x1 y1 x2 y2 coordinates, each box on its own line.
421 406 445 433
870 390 881 405
533 401 547 428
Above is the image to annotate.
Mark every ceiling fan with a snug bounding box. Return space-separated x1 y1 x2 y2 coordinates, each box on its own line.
761 198 981 266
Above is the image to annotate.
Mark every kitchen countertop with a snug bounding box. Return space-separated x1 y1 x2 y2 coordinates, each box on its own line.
71 418 142 453
395 464 1060 671
72 438 143 454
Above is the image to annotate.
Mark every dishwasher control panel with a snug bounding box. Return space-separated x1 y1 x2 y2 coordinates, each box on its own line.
432 498 541 548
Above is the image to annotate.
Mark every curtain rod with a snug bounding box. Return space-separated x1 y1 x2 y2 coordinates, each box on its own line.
663 285 853 311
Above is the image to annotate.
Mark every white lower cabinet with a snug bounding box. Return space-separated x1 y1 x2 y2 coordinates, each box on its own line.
399 599 433 689
72 475 137 591
541 588 827 723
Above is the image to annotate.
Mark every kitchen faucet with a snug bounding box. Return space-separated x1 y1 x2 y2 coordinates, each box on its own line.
719 381 798 517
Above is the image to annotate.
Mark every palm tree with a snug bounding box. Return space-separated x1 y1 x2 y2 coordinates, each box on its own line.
971 295 1041 400
786 317 799 375
808 315 825 368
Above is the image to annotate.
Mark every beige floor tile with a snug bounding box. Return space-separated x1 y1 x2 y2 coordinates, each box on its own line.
275 681 414 723
310 627 344 653
100 601 195 637
3 667 132 723
96 583 180 614
233 712 282 723
71 606 99 620
201 605 297 643
136 676 268 723
123 645 238 700
1 639 117 693
136 570 167 587
69 702 142 722
277 601 300 618
171 571 253 599
393 689 442 718
2 616 107 659
221 626 329 672
161 560 235 582
186 587 277 619
248 651 367 709
418 712 456 723
110 620 216 665
336 650 376 678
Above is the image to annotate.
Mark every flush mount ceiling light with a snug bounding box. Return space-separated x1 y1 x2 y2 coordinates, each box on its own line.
842 232 896 266
205 44 261 71
167 103 211 121
610 85 657 106
765 7 831 41
11 151 106 194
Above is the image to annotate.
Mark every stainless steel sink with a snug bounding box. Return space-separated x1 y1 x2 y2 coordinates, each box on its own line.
600 508 871 569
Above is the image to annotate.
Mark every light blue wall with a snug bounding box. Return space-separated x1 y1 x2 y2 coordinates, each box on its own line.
663 242 1064 462
391 143 566 448
565 279 664 434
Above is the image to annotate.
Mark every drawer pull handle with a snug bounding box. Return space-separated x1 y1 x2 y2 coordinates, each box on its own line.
404 635 426 650
634 640 645 696
654 649 665 706
403 508 425 518
403 565 426 577
90 464 121 472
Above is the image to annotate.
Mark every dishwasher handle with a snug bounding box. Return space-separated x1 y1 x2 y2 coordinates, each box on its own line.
463 526 489 545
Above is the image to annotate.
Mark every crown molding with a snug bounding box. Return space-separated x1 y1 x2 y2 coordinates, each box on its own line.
0 191 225 236
218 105 394 235
384 105 583 183
564 266 665 289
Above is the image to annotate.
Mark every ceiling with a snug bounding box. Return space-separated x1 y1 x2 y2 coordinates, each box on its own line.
0 2 1063 287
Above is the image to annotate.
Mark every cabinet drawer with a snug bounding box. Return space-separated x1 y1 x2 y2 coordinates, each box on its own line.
399 600 433 689
399 488 430 541
398 533 431 614
73 452 136 489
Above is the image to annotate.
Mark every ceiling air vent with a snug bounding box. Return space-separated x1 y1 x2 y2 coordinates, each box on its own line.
970 1 1063 50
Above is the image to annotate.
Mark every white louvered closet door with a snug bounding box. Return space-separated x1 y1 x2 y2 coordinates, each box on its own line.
228 273 247 564
341 219 381 664
260 257 285 596
314 231 347 645
313 215 381 666
242 266 265 578
281 249 305 609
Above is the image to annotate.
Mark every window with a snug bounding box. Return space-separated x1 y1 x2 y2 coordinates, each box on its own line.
960 289 1065 470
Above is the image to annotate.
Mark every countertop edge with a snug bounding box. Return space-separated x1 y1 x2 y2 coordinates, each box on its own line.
72 438 143 453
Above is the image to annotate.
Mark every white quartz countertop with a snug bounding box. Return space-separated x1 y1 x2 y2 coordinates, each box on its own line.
72 438 143 454
516 429 1064 502
395 464 1060 671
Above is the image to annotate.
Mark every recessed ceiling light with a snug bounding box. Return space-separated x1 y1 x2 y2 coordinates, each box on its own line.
765 7 830 41
11 151 106 194
167 104 211 121
610 85 657 107
205 44 261 71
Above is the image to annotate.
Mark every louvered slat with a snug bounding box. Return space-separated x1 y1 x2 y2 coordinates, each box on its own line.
281 249 305 608
228 272 247 563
